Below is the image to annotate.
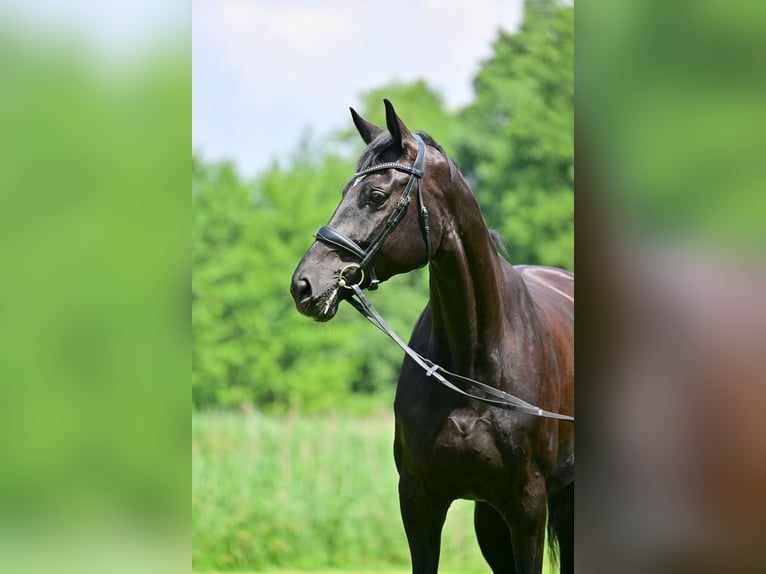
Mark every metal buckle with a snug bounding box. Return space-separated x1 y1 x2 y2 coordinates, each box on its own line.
338 264 365 289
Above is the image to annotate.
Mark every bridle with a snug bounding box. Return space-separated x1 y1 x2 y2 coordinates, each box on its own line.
312 132 573 422
314 133 430 290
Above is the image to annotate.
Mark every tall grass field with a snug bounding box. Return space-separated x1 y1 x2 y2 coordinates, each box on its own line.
193 411 556 573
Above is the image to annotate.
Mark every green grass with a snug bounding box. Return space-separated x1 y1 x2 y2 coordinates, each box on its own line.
193 411 556 572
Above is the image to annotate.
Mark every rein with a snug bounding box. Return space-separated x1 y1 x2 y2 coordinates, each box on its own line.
315 134 573 422
347 284 574 421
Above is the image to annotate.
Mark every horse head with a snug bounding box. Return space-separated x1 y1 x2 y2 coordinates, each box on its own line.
290 99 450 321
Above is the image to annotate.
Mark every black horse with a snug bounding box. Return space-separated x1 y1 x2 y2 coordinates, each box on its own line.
290 100 574 574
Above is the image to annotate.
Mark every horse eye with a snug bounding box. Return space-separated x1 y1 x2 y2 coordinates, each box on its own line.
369 190 387 206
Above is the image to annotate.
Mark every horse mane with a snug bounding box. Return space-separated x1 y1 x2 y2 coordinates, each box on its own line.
490 228 511 261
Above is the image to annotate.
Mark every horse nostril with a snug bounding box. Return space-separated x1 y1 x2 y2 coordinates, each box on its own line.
291 276 312 304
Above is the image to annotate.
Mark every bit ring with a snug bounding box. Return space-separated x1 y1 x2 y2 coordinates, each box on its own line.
338 264 364 289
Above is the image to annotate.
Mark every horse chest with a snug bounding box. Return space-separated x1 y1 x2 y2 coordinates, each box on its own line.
395 403 531 497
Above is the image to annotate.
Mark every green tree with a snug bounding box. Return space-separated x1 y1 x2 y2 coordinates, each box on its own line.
194 150 350 412
456 0 574 269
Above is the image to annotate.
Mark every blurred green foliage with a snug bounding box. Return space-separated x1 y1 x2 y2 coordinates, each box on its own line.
581 0 766 249
192 0 573 412
0 12 188 574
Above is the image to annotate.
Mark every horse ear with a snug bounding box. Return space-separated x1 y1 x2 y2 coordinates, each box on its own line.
384 98 412 151
350 107 383 144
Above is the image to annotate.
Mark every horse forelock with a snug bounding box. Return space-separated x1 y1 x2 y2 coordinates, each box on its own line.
356 132 393 171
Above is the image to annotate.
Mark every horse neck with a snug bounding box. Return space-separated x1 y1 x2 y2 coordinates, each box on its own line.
428 190 530 374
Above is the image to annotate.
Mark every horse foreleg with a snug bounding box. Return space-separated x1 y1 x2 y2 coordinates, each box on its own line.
398 473 449 574
503 474 548 574
474 501 516 574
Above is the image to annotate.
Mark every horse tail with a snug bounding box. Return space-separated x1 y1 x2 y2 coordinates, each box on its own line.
547 482 574 573
546 502 561 567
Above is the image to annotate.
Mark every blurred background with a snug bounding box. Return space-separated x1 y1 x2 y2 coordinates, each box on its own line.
0 1 188 574
577 0 766 572
5 0 763 571
192 0 571 571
